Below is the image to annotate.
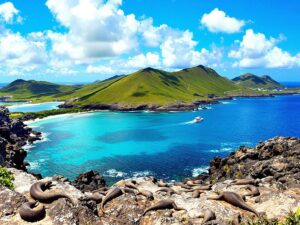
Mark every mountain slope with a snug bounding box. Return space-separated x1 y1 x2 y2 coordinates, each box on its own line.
0 79 78 100
70 65 241 106
232 73 285 89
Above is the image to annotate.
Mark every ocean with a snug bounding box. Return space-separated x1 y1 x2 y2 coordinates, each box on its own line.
25 95 300 183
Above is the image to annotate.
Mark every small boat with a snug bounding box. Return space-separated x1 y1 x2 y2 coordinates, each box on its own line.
193 116 203 123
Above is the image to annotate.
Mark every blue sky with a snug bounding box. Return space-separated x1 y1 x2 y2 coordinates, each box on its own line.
0 0 299 82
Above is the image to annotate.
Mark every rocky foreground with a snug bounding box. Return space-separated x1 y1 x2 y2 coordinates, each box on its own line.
0 106 300 225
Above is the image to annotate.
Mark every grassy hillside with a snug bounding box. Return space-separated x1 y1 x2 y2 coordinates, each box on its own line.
0 79 78 101
232 73 285 89
60 76 126 101
70 65 241 106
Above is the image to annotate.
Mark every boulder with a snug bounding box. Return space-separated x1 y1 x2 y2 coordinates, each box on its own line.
72 170 106 192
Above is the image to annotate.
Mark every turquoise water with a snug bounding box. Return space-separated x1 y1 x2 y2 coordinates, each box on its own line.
5 102 62 112
0 102 25 106
26 95 300 183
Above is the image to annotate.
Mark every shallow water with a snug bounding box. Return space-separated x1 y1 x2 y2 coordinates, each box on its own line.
0 101 24 106
26 95 300 183
6 102 62 112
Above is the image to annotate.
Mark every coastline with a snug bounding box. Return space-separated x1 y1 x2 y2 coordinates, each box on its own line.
13 93 296 124
21 94 300 182
24 110 101 125
2 105 300 224
8 101 63 108
7 93 300 177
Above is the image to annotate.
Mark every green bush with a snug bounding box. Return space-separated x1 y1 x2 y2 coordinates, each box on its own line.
240 208 300 225
283 209 300 225
0 166 14 189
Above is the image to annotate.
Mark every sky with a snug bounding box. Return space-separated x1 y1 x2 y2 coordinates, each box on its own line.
0 0 300 83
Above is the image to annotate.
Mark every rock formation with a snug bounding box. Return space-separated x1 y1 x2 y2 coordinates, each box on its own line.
0 106 41 170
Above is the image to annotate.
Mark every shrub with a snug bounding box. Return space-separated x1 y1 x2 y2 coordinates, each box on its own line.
240 208 300 225
283 209 300 225
0 166 14 189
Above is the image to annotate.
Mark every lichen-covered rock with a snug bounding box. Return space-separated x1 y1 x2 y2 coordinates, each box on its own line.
0 169 102 225
0 187 26 218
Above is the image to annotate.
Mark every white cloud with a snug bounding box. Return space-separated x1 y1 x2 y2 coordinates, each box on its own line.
0 31 47 67
0 2 21 23
229 29 300 68
87 65 114 74
160 31 222 68
139 18 169 47
201 8 245 34
0 0 227 78
87 52 160 74
126 52 160 68
46 0 140 61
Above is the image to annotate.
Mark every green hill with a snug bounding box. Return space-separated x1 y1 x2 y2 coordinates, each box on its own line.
232 73 285 90
69 65 241 106
0 79 78 100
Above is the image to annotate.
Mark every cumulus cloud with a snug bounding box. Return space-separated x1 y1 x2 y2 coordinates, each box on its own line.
87 52 160 74
87 65 114 74
0 31 47 68
46 0 140 61
229 29 300 68
0 0 226 78
0 2 21 23
201 8 245 33
160 31 222 68
139 18 169 47
44 0 223 72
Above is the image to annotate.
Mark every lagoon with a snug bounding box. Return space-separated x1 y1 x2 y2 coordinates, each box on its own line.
3 102 62 112
26 95 300 183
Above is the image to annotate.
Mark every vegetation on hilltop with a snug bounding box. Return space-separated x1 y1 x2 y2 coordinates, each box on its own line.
0 79 79 101
232 73 285 90
69 66 241 106
1 66 298 108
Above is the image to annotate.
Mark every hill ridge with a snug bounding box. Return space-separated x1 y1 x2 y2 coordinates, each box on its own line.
232 73 284 89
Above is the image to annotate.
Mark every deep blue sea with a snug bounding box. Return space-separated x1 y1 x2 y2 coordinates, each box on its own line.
25 95 300 183
281 82 300 88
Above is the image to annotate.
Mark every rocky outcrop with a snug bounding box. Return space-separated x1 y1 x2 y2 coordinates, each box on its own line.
72 170 106 192
201 137 300 188
1 168 101 225
1 167 299 225
0 106 41 170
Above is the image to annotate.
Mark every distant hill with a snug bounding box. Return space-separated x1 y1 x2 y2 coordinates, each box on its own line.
232 73 285 89
0 79 78 100
69 65 240 106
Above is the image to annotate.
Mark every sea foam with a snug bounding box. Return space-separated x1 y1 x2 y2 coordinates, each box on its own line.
192 166 209 177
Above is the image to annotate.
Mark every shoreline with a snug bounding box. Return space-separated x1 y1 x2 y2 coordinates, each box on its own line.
18 93 298 123
8 101 63 108
24 110 102 125
9 93 300 180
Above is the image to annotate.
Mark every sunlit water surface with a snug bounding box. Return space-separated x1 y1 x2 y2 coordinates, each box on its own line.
26 95 300 183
